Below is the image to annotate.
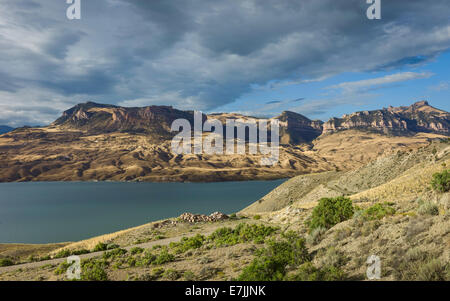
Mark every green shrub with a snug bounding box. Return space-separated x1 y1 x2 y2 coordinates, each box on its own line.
431 169 450 192
238 255 286 281
54 249 72 258
93 242 108 252
72 249 90 255
0 258 14 267
290 262 321 281
152 267 165 278
53 248 90 258
209 223 278 247
360 202 396 221
127 257 137 267
138 250 157 266
102 248 127 260
54 262 71 275
306 197 354 232
106 244 119 250
40 255 51 261
27 255 36 262
153 249 175 265
238 232 309 281
170 234 205 253
163 268 180 280
130 247 144 255
279 231 311 265
291 262 347 281
183 270 196 281
81 259 108 281
253 215 261 220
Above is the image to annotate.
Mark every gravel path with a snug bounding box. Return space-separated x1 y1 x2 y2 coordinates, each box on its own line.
0 230 214 274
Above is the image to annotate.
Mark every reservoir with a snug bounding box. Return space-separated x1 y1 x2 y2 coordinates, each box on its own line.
0 180 284 244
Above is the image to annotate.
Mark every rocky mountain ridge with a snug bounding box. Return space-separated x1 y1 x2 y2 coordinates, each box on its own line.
322 101 449 135
48 100 449 144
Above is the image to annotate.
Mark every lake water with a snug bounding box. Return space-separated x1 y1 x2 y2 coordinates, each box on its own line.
0 180 285 244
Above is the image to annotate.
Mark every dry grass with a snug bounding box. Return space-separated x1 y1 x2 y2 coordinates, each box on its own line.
351 157 450 202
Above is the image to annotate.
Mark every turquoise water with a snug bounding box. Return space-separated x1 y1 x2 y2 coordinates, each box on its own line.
0 180 284 244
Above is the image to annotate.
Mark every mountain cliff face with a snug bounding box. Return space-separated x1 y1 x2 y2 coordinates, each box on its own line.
49 100 448 146
53 102 327 144
275 111 323 144
52 102 200 139
322 101 449 135
52 100 448 144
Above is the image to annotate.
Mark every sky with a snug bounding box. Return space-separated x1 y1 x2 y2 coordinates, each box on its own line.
0 0 449 127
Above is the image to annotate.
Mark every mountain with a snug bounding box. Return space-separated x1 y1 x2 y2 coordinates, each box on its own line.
275 111 323 144
322 101 449 135
208 111 323 144
52 101 203 139
0 100 447 183
0 125 14 135
52 100 449 141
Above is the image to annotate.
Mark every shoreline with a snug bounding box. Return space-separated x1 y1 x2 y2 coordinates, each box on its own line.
0 177 290 185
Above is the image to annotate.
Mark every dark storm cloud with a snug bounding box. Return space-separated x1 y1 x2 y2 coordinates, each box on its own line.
0 0 450 125
37 71 118 96
43 30 85 59
0 72 23 92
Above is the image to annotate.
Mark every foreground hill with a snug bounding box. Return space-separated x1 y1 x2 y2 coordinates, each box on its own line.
0 101 448 182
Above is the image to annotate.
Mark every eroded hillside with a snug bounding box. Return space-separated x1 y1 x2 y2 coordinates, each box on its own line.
0 100 447 183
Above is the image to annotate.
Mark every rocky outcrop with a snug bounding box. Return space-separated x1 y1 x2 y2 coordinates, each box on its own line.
178 212 229 223
52 101 204 139
323 101 449 135
275 111 323 144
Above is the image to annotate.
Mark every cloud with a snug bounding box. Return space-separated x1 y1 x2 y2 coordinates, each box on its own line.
429 81 450 91
289 94 376 118
237 97 307 117
0 0 450 125
265 100 281 104
328 72 434 93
